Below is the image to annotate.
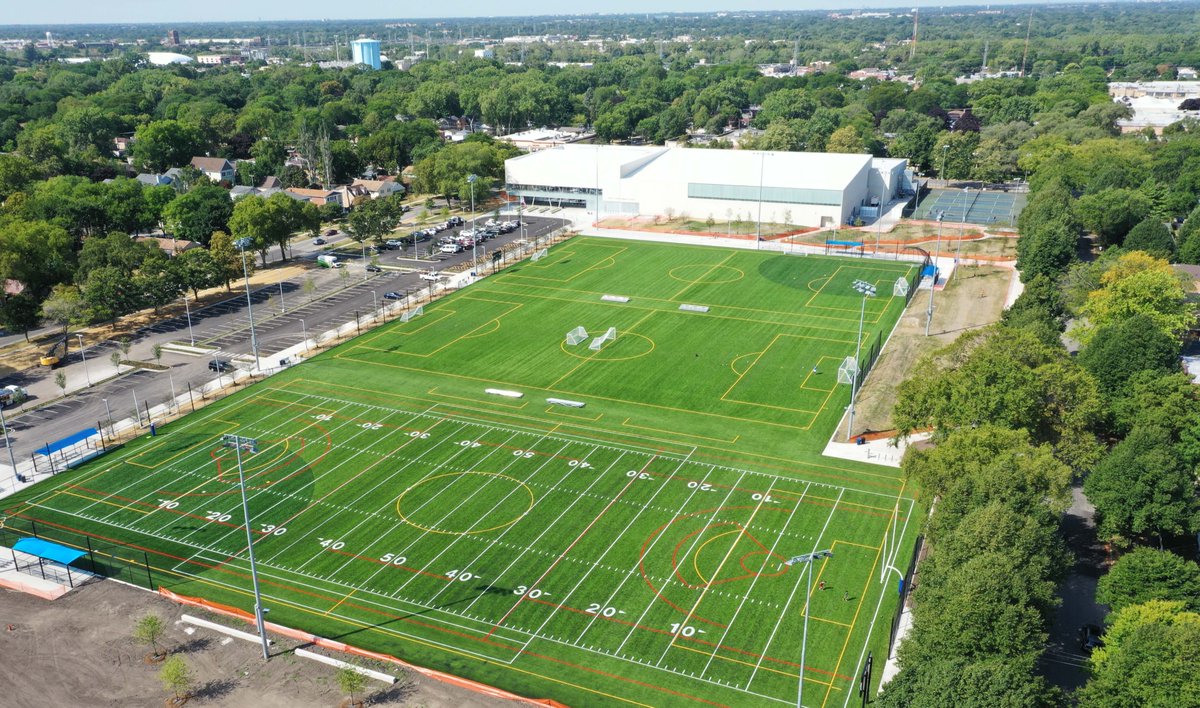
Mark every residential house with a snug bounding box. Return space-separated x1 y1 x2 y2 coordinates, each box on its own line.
135 172 174 187
285 188 340 206
351 178 405 200
135 236 201 256
190 156 236 184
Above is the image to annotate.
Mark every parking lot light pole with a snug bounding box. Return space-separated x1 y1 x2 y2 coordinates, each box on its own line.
784 549 834 708
847 280 876 441
467 174 479 272
75 333 91 387
234 238 262 372
182 291 195 346
222 435 270 660
0 404 18 484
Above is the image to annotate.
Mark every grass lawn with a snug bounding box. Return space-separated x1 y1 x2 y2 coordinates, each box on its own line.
2 238 922 708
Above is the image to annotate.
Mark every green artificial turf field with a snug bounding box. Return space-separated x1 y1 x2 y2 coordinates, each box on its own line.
3 237 923 707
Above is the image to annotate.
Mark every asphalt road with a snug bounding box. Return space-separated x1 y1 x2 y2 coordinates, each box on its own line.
0 214 570 464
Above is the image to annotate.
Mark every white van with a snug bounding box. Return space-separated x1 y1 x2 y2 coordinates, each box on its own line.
317 254 341 268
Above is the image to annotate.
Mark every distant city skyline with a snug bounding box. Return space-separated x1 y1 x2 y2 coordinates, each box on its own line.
7 0 1059 27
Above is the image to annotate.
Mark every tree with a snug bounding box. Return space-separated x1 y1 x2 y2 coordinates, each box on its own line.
0 153 41 202
1122 217 1175 258
336 664 368 707
40 284 86 334
1096 549 1200 613
209 231 249 291
83 266 142 326
1016 220 1077 281
171 248 221 300
76 231 157 279
132 120 205 173
133 613 167 660
1077 314 1181 394
159 655 193 704
152 343 163 365
0 220 74 301
348 195 405 246
0 293 43 341
54 371 66 397
1084 425 1200 544
1077 601 1200 707
1074 252 1194 345
109 351 122 373
162 185 233 246
825 125 866 154
1076 188 1152 247
359 120 440 174
877 655 1059 708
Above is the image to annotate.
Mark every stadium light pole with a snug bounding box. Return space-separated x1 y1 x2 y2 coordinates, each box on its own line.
234 238 262 372
75 333 91 387
755 150 766 247
926 211 944 336
467 174 478 272
784 549 834 708
847 280 876 441
222 434 270 660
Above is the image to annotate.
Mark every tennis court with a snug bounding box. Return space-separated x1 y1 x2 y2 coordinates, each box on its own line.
911 188 1026 227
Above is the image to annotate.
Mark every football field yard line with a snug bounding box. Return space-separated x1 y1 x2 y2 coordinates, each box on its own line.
485 451 656 639
699 482 809 678
138 397 368 541
747 488 844 692
450 445 620 615
389 438 577 599
286 424 515 573
517 448 685 659
65 392 308 519
614 465 747 656
841 496 916 708
657 478 774 667
198 403 446 561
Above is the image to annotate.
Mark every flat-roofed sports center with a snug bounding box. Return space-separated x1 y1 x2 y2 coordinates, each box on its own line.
505 144 915 228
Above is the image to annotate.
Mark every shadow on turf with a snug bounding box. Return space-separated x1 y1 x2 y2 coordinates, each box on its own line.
319 584 515 645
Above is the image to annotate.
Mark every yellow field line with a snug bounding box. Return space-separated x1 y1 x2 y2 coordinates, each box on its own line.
54 491 152 515
325 588 357 616
548 308 659 389
127 419 241 469
545 406 604 421
621 418 739 444
672 643 840 689
428 387 529 410
821 534 887 707
668 252 737 301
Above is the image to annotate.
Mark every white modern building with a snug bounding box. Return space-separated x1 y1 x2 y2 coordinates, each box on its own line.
351 39 382 70
505 145 912 228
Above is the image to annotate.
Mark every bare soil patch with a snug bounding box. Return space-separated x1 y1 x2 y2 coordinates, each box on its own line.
0 580 516 708
852 265 1013 434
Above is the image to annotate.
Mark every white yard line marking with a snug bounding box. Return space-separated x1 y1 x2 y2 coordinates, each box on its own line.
700 482 809 678
746 488 844 690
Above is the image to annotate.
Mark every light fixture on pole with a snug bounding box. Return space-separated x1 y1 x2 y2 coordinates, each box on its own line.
75 334 91 387
233 238 262 372
926 211 944 336
467 174 478 273
221 434 270 660
784 549 834 708
182 291 195 346
847 279 876 441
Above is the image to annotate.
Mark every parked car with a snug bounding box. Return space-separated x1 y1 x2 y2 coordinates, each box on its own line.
383 291 403 300
312 237 326 245
324 228 338 236
365 264 382 272
208 359 232 372
440 243 463 254
1079 624 1104 653
385 239 404 248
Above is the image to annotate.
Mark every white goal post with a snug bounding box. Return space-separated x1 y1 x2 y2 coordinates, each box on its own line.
531 248 548 262
400 305 424 323
589 327 617 351
893 276 909 298
565 326 588 346
837 356 859 385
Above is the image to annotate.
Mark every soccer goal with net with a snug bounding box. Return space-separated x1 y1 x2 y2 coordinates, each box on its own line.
565 326 588 345
400 305 424 323
893 276 909 298
837 356 860 385
589 327 617 351
531 248 548 262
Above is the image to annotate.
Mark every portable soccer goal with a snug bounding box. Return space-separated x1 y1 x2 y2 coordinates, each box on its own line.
531 248 548 262
565 326 588 346
837 356 860 385
589 327 617 351
400 305 424 323
893 276 910 298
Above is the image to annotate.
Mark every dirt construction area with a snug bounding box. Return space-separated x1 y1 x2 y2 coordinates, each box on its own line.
851 264 1015 434
0 579 517 708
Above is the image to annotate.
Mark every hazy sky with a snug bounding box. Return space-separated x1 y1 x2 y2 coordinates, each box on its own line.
9 0 1043 25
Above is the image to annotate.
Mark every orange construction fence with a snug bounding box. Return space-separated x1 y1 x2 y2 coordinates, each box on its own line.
158 587 568 708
